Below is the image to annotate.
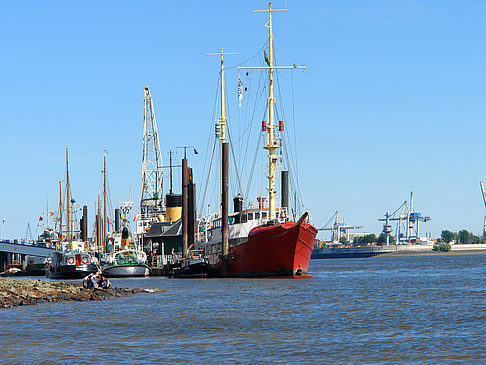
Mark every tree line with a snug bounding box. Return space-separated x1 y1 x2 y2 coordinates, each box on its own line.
343 233 397 246
440 230 485 244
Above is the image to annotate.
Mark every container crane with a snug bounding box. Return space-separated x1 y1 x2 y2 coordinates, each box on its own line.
318 211 363 243
378 191 431 244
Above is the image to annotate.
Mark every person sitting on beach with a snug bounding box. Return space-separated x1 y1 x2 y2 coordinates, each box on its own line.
99 275 111 289
83 271 102 289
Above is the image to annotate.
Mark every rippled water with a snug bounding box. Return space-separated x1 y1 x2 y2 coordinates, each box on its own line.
0 255 485 364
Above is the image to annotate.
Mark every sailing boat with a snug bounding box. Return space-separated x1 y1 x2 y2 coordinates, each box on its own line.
196 3 317 277
46 147 100 279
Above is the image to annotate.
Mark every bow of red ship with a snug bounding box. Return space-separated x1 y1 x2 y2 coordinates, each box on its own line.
227 220 318 277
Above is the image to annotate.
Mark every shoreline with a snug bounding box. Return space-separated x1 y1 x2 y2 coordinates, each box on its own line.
376 249 486 258
0 278 165 309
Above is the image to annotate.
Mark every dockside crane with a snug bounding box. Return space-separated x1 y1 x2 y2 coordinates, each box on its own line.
378 191 431 244
318 211 363 243
140 86 164 229
479 181 486 236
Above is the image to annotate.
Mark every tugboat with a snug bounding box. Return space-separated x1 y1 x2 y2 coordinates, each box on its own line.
102 226 150 278
169 249 213 278
196 3 317 277
46 240 100 279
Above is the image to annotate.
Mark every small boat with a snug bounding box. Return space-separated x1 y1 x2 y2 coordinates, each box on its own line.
46 241 100 279
169 250 213 278
102 227 150 278
0 265 24 277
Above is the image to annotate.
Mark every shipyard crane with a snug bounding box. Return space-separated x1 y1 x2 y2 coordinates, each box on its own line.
318 211 363 243
479 181 486 236
141 86 164 220
378 191 431 244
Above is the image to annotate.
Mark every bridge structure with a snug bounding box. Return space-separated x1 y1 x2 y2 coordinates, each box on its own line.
0 240 55 257
0 240 56 272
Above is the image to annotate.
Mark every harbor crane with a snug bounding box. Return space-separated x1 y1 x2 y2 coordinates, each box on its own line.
141 86 164 220
378 191 431 245
479 181 486 236
318 211 363 243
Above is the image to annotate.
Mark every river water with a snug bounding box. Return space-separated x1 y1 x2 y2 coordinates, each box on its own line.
0 254 485 364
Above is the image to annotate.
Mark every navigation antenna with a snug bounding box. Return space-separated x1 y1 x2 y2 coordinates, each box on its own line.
141 86 164 218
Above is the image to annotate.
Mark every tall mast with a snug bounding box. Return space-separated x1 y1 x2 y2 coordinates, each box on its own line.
207 48 236 260
207 48 237 145
103 150 107 252
58 180 63 246
46 198 49 230
220 49 229 259
266 3 277 220
65 146 71 240
239 3 304 221
97 192 101 253
169 150 173 194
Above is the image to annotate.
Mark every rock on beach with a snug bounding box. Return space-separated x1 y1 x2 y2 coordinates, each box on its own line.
0 278 164 309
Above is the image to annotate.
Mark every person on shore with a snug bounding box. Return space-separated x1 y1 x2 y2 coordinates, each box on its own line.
83 271 101 289
99 274 111 289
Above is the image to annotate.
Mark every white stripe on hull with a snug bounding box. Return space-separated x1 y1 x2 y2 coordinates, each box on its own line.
103 265 149 277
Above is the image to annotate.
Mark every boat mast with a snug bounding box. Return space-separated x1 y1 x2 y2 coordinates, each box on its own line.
58 180 63 247
103 150 107 252
219 49 229 260
266 3 277 221
65 146 71 240
207 48 236 259
239 3 304 221
97 192 101 253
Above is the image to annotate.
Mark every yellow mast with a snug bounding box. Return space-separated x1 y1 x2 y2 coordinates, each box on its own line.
65 146 71 240
103 151 107 253
217 48 230 143
208 49 237 261
265 3 278 220
98 192 101 254
58 180 63 249
208 48 236 207
239 3 304 221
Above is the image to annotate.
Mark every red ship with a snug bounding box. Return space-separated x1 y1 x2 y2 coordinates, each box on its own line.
226 219 317 277
195 3 316 277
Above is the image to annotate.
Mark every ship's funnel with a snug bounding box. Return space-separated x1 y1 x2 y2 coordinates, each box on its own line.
114 208 121 231
165 194 182 222
233 194 243 213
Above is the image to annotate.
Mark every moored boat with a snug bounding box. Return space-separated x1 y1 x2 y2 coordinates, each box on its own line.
102 227 150 278
46 148 100 279
46 241 100 279
169 250 213 278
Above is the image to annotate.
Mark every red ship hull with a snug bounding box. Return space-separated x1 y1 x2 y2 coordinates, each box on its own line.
224 221 317 277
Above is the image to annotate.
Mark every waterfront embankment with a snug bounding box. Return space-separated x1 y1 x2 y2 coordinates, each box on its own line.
378 243 486 257
0 278 165 309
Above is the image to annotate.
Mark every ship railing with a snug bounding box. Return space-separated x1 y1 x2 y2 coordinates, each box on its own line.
149 254 180 267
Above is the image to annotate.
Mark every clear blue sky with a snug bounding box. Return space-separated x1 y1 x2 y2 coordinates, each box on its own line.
1 0 485 240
